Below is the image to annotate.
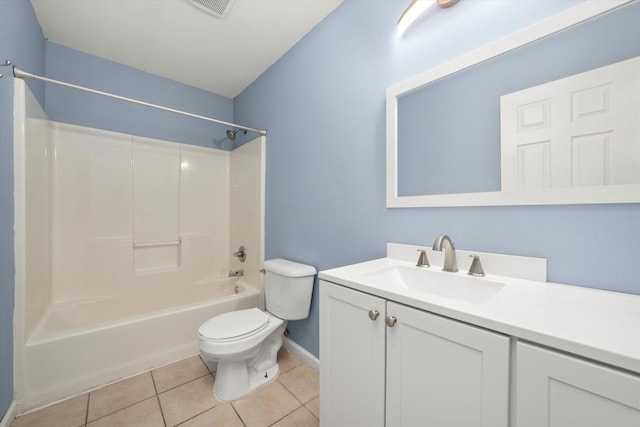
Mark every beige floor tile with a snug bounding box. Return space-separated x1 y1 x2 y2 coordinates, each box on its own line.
271 406 319 427
177 403 244 427
87 397 164 427
278 364 319 404
87 372 156 421
152 355 210 393
277 347 302 374
158 374 220 426
11 394 88 427
305 396 319 419
232 380 301 427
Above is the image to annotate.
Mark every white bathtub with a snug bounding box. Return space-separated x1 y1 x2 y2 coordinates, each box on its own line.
19 278 261 410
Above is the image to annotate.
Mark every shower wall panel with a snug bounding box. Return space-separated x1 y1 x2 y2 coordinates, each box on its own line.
132 137 181 272
180 144 231 282
24 116 51 336
51 123 133 303
46 122 234 306
230 138 264 295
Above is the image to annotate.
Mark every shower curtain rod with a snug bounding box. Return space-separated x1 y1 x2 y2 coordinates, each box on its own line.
12 66 267 136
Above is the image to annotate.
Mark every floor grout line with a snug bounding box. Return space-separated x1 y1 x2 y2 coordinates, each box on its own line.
172 402 230 427
267 403 304 427
150 370 160 396
229 402 248 427
275 379 303 406
83 396 159 426
84 392 90 426
154 371 212 396
156 396 168 427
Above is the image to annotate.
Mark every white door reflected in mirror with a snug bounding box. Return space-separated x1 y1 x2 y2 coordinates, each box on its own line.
501 56 640 192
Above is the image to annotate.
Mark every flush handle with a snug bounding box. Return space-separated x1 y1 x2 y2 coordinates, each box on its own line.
385 316 397 327
368 310 380 321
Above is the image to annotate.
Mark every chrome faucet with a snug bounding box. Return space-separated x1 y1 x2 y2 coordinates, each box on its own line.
228 269 244 277
416 249 430 267
233 245 246 263
432 234 458 272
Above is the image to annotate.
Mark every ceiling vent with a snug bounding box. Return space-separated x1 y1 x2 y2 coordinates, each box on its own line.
185 0 235 19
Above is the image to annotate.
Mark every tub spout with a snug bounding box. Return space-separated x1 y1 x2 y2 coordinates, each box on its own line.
229 269 244 278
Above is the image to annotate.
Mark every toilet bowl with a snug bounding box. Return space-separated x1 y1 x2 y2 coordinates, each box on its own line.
199 308 286 401
198 258 316 401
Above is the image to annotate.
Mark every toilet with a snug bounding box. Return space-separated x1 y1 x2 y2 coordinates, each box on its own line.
198 258 316 401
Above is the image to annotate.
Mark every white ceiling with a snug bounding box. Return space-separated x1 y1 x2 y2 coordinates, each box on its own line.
31 0 343 99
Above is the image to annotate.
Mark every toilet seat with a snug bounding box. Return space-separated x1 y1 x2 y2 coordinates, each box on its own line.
199 308 269 342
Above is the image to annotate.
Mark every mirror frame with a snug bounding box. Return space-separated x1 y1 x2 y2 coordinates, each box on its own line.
386 0 640 208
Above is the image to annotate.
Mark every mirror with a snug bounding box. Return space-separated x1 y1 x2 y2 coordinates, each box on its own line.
387 0 640 207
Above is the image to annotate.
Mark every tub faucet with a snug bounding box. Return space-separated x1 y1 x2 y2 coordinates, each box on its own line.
233 245 246 263
416 249 430 267
229 269 244 278
432 234 458 273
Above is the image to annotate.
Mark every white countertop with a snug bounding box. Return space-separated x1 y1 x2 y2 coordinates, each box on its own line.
319 257 640 373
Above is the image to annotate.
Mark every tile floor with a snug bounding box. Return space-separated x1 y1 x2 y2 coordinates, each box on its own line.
11 348 319 427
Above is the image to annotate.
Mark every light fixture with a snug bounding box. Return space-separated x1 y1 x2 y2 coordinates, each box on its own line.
397 0 460 37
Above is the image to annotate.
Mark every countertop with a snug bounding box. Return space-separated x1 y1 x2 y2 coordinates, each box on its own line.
319 257 640 373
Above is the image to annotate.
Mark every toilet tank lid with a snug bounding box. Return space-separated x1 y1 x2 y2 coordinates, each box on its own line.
263 258 316 278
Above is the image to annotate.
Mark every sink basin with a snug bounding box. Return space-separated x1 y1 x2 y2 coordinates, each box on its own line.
359 265 504 304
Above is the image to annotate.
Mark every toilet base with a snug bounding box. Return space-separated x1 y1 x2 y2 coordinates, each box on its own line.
208 323 286 401
213 360 280 402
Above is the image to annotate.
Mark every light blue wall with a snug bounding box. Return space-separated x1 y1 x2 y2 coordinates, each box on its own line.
46 42 234 149
0 0 45 418
235 0 640 358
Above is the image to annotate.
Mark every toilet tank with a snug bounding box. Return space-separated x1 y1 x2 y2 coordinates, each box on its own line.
263 258 316 320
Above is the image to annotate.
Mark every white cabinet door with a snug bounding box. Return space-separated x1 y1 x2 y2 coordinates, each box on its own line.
386 302 510 427
516 342 640 427
319 281 386 427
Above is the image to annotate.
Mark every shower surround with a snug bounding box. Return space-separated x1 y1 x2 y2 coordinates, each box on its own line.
13 80 265 411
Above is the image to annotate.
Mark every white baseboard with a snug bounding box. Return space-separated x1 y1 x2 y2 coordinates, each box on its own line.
0 401 16 427
283 337 319 372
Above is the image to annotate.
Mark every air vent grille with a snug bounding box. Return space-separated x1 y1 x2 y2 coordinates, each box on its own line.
186 0 235 19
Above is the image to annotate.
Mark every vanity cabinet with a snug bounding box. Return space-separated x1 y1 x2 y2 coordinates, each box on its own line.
515 342 640 427
319 248 640 426
320 280 510 427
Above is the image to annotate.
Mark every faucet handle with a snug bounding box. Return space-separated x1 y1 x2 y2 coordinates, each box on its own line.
233 245 246 262
416 249 430 267
468 255 485 277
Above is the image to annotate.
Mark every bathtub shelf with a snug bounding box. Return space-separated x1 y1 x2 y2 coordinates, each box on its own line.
133 239 182 248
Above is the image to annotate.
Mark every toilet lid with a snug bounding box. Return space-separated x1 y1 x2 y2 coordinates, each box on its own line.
199 308 269 341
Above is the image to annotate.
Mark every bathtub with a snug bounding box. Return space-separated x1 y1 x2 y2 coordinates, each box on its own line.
19 278 261 410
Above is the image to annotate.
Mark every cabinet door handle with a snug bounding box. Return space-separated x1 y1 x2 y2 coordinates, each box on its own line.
368 310 380 320
385 316 397 327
